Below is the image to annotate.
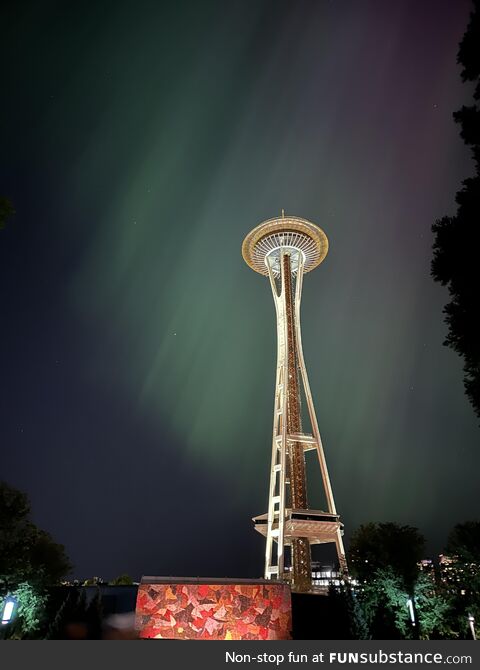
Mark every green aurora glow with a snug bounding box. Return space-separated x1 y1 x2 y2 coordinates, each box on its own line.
1 1 479 577
70 3 478 526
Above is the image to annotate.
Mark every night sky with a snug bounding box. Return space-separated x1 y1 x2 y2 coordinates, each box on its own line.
1 0 479 581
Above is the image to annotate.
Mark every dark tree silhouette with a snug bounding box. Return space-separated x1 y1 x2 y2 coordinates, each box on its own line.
446 521 480 563
109 573 134 585
432 0 480 420
0 481 72 589
348 522 426 593
0 482 72 638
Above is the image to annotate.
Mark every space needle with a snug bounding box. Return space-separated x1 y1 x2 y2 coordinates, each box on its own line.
242 212 347 593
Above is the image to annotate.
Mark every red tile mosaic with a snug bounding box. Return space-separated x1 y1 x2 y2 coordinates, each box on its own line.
135 579 292 640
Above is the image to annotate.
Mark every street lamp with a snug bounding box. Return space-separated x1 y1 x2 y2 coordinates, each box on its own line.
407 598 416 627
1 596 16 625
467 614 476 641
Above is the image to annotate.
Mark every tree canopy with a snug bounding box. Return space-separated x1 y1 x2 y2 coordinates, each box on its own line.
348 522 425 592
431 0 480 420
446 520 480 564
109 574 134 585
0 481 72 590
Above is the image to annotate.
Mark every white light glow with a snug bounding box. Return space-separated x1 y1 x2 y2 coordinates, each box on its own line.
407 598 415 626
1 600 14 625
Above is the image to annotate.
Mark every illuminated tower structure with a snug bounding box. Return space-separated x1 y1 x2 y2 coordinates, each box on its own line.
242 213 347 594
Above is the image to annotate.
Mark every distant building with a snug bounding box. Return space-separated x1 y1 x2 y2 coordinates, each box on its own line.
311 562 344 588
418 558 436 584
414 554 480 598
284 561 351 591
438 554 479 597
419 558 434 572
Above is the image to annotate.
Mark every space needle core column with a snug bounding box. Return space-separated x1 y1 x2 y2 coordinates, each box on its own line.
242 213 347 593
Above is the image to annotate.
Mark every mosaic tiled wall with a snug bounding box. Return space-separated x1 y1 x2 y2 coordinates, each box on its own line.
135 581 292 640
